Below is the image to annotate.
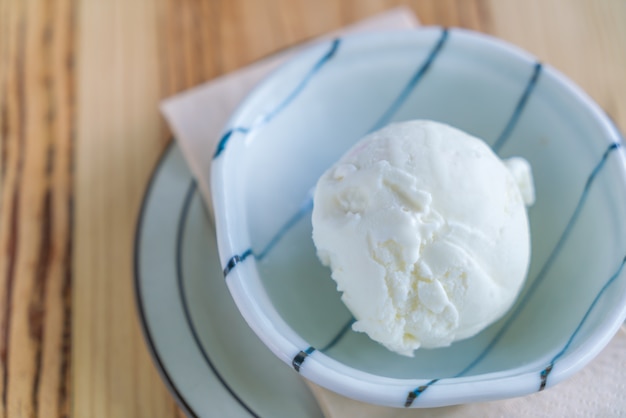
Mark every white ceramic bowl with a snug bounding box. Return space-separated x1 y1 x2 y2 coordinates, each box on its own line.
211 27 626 408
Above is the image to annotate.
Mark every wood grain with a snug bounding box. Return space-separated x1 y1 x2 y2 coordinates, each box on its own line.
73 0 177 417
0 0 623 417
0 0 73 417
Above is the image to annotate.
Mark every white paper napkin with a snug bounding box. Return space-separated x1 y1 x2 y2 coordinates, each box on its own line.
160 7 626 417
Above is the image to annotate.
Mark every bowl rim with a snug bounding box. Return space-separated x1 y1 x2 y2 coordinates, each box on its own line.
210 26 626 408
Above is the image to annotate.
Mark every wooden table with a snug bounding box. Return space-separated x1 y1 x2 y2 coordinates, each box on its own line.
0 0 624 417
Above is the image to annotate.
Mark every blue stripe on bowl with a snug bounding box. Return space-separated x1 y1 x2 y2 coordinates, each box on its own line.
216 198 322 276
255 192 314 261
491 62 542 153
404 379 440 407
223 248 253 277
538 364 553 391
539 254 626 391
213 38 341 159
291 317 355 372
292 346 316 372
319 317 356 352
221 196 312 278
369 27 449 133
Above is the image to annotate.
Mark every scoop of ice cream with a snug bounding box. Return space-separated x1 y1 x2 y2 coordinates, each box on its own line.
311 120 533 356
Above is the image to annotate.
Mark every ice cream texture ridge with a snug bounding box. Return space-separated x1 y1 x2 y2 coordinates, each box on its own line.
311 120 534 357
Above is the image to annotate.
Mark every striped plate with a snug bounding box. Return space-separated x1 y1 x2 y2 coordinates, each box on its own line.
134 143 324 417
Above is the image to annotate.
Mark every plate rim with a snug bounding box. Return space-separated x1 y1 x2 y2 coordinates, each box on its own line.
133 141 322 418
133 141 198 417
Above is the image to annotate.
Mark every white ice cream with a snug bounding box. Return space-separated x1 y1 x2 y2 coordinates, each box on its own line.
312 120 534 356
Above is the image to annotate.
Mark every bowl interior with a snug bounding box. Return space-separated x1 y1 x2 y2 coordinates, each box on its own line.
217 29 626 383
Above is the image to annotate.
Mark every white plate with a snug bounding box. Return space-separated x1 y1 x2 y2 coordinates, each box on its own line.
134 143 323 417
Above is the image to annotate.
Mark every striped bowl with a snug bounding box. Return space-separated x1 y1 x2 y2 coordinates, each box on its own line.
211 27 626 408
